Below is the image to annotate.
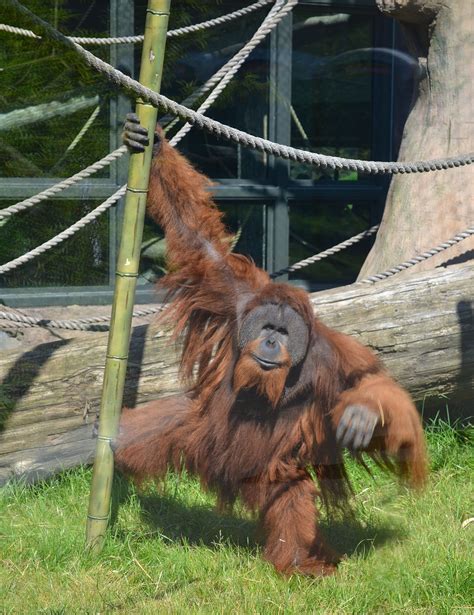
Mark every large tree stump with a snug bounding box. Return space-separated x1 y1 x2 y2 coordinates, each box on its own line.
359 0 473 278
0 263 472 485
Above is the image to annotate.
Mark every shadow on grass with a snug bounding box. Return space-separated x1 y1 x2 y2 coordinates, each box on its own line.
113 474 403 559
139 492 259 551
320 518 403 558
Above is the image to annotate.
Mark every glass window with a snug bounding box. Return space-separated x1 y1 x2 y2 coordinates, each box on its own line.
0 199 110 288
290 7 375 181
134 1 270 180
0 1 414 304
0 1 112 179
288 200 374 290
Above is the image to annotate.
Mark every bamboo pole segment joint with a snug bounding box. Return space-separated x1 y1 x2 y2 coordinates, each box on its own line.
132 103 156 112
126 187 149 194
106 354 128 360
115 272 139 279
147 10 170 16
97 435 113 443
136 101 157 109
87 514 110 521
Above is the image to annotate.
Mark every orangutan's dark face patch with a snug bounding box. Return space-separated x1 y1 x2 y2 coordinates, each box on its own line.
238 304 309 368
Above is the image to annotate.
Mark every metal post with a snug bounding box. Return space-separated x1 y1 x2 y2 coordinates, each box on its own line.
85 0 171 553
267 9 292 279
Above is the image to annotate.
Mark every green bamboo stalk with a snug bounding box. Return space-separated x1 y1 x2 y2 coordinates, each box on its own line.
85 0 171 553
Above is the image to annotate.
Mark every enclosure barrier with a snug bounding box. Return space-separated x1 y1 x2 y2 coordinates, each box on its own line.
6 0 473 174
1 0 473 331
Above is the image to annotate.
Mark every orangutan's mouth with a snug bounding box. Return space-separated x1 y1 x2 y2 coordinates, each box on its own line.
252 354 281 370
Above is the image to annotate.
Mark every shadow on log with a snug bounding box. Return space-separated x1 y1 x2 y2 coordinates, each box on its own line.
0 263 472 485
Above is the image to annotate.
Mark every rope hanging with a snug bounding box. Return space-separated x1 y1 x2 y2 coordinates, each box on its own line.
1 224 472 331
0 188 126 274
0 0 274 44
357 227 474 284
0 146 127 220
6 0 473 174
0 305 164 332
271 225 380 278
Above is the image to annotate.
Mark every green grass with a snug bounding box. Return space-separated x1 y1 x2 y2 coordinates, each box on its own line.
1 420 473 614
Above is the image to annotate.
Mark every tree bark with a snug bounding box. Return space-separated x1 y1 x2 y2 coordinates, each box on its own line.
359 0 473 278
0 263 472 485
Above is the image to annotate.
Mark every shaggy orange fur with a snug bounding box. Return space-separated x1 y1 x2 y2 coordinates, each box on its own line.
114 128 427 576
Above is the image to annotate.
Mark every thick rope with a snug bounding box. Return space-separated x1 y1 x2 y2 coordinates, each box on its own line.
8 0 472 175
2 223 472 331
0 146 127 220
270 225 380 278
357 227 474 284
0 305 164 332
0 23 39 38
0 187 126 274
0 1 274 45
164 0 275 39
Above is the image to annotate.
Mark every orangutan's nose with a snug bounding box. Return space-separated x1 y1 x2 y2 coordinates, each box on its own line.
260 335 279 359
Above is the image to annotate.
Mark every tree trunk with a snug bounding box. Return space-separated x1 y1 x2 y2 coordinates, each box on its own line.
0 263 472 485
359 0 473 278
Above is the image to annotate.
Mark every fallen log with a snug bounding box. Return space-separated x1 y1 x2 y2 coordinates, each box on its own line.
0 263 472 485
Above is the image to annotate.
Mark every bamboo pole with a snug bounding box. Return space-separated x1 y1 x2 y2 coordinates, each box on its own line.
85 0 171 552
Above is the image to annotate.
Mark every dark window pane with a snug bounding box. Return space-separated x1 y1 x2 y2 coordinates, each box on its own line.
290 8 374 181
139 200 265 284
0 199 110 287
134 1 270 180
289 200 374 289
221 202 265 268
0 0 111 178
